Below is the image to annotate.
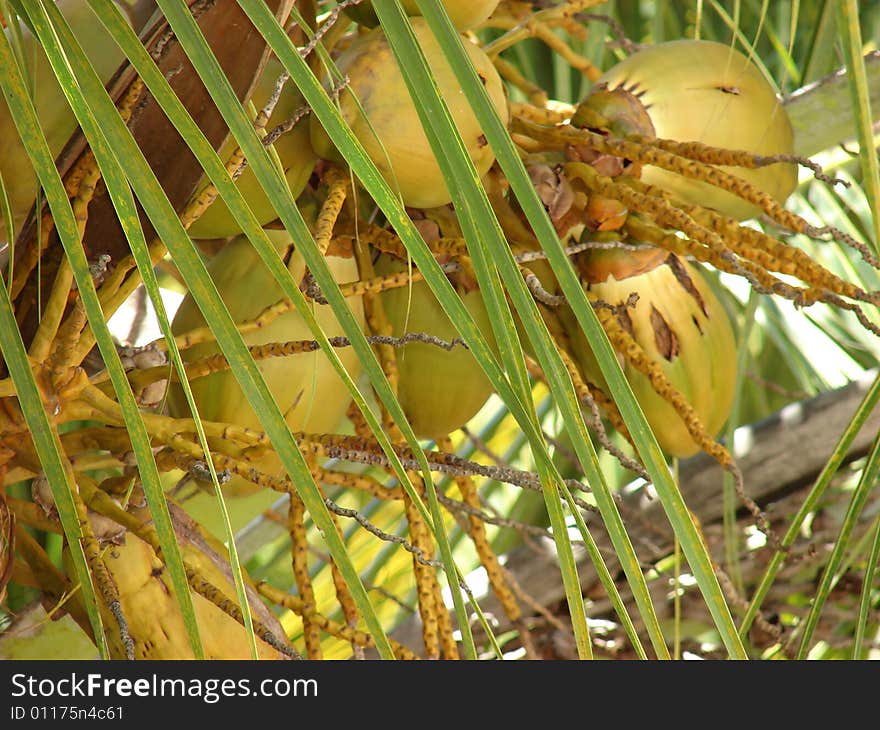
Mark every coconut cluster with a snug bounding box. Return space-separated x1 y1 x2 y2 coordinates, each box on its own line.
0 8 789 516
167 29 800 477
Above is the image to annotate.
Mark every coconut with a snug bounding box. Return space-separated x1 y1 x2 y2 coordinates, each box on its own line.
168 228 364 495
345 0 499 31
310 18 508 209
186 57 317 240
593 39 797 220
374 254 497 440
562 251 737 457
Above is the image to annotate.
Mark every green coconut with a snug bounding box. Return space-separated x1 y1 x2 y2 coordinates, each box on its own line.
310 18 508 209
0 0 135 242
169 229 365 495
375 254 498 440
186 57 317 240
594 39 797 220
562 251 737 458
345 0 499 31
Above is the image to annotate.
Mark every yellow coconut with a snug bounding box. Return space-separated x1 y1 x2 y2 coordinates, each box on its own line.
0 0 135 242
345 0 499 31
594 39 797 220
562 251 737 458
186 57 317 240
310 18 508 209
63 502 289 659
375 254 497 440
168 228 365 495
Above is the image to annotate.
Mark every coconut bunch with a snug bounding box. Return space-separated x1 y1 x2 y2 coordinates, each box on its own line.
0 7 855 475
168 19 876 479
502 38 880 468
6 0 880 662
168 4 511 481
